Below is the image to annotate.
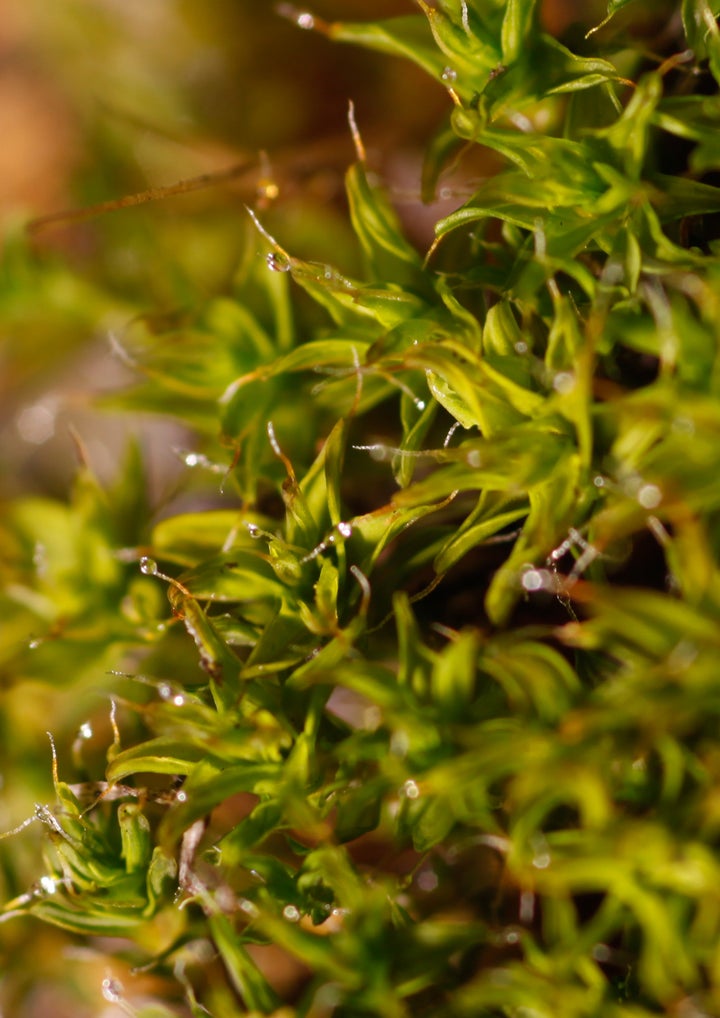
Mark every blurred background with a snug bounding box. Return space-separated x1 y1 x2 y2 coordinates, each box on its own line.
0 1 602 1014
0 0 451 501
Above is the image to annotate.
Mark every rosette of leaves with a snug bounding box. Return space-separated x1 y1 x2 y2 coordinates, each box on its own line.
4 2 720 1016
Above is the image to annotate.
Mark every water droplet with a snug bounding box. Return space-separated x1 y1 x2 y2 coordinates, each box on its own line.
17 403 57 445
553 371 575 394
246 523 261 539
240 898 259 917
337 521 352 538
593 475 605 488
511 111 534 134
637 483 662 509
28 638 43 650
140 556 158 576
102 978 124 1004
79 722 93 740
514 341 529 354
266 251 290 272
441 66 458 83
158 683 187 707
532 851 551 869
183 452 202 467
257 179 279 202
176 790 187 803
522 568 550 592
402 779 420 800
279 7 315 29
39 875 59 894
283 904 300 922
416 400 426 411
417 869 438 892
467 450 481 468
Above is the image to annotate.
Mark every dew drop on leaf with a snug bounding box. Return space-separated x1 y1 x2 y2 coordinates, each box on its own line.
283 904 300 922
101 978 124 1004
337 522 352 538
637 483 662 509
521 568 546 592
277 5 316 30
266 251 290 272
140 556 158 576
160 686 186 707
441 67 458 83
403 779 420 799
257 179 279 202
553 371 575 394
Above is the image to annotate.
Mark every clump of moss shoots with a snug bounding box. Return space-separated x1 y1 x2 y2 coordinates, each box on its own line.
5 0 720 1015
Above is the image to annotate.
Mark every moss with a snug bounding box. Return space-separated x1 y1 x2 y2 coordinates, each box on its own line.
3 2 720 1015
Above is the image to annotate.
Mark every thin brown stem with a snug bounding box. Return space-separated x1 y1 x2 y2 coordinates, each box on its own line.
27 159 256 235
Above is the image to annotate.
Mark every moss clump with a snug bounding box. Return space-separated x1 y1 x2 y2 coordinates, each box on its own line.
4 2 720 1015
